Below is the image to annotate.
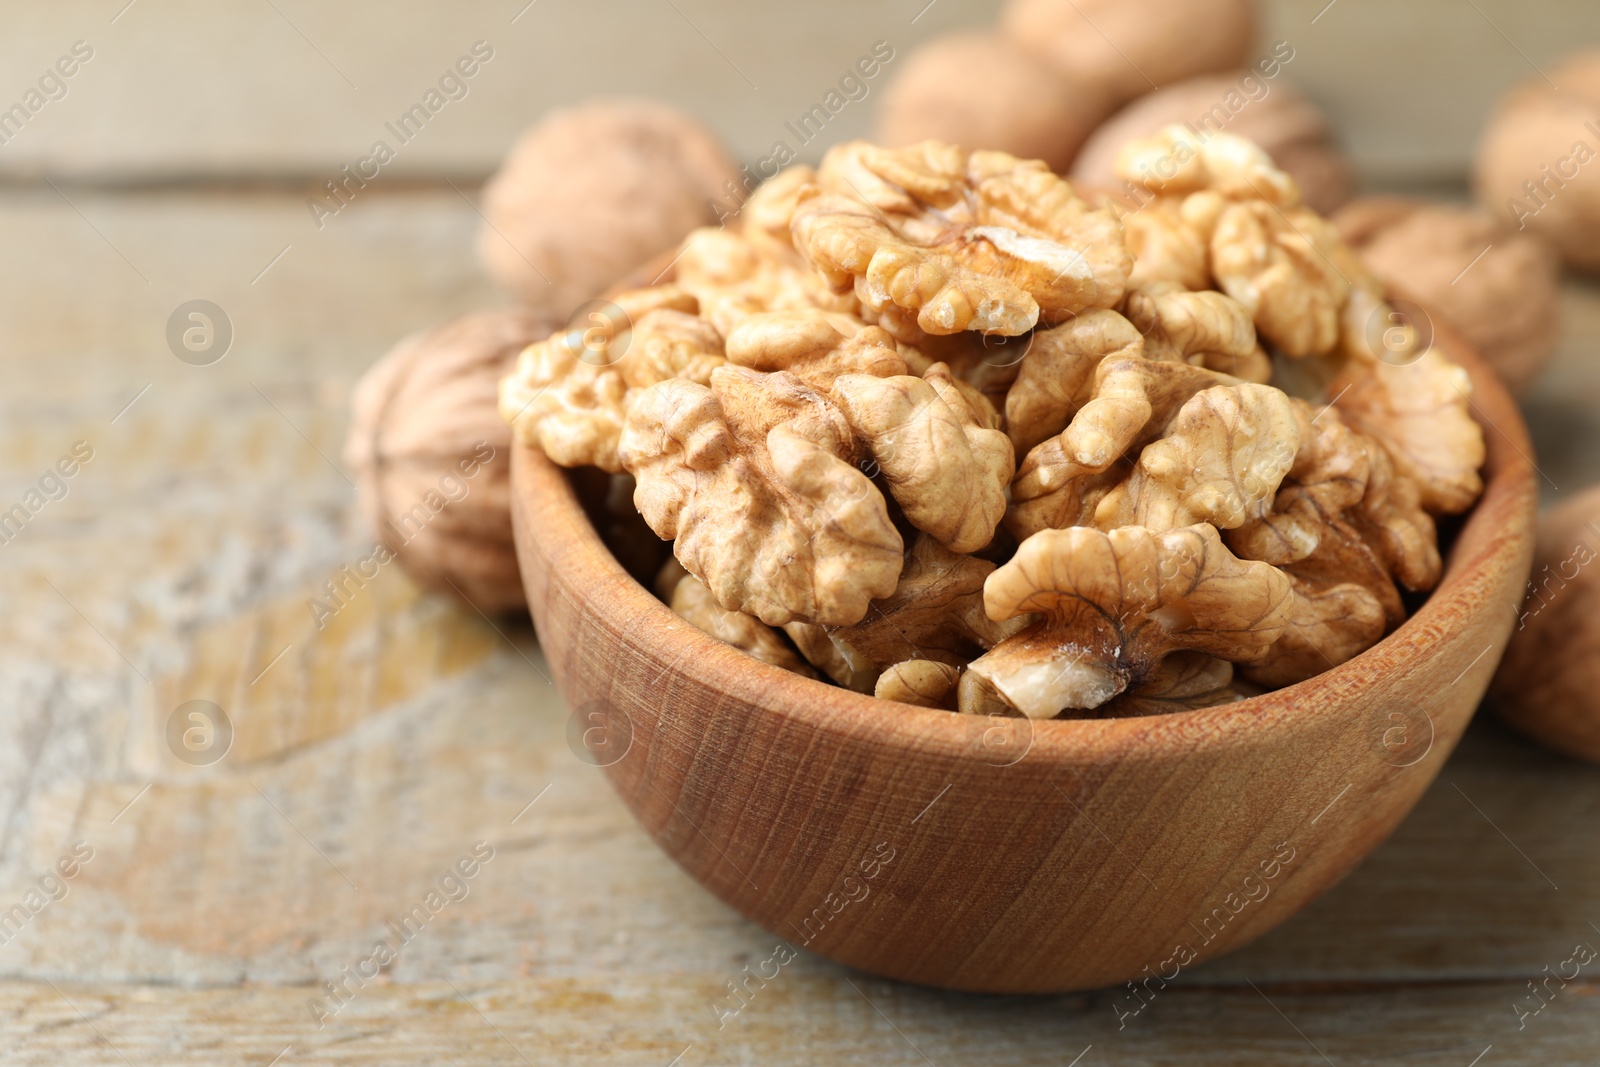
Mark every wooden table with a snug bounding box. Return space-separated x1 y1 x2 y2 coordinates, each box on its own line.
2 180 1598 1067
6 1 1600 1060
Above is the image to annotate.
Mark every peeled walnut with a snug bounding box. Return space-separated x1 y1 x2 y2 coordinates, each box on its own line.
876 31 1117 174
1091 382 1299 532
620 367 904 627
656 561 817 678
675 224 859 339
723 308 908 390
1119 126 1301 204
1104 126 1483 525
492 134 1489 721
1210 199 1349 358
1008 357 1291 538
1125 288 1271 382
719 311 1013 552
783 621 877 692
672 173 864 338
1098 653 1245 717
1491 486 1600 761
792 141 1131 337
479 98 741 314
1350 428 1442 594
785 535 1022 692
619 348 1017 624
1005 274 1272 420
1003 307 1151 457
499 286 718 473
1231 401 1398 576
831 363 1015 553
963 524 1292 718
1334 197 1562 391
876 660 962 709
1224 396 1449 687
1000 0 1257 108
1105 127 1354 359
1328 285 1485 516
346 306 557 613
1474 49 1600 272
1073 72 1353 214
1115 194 1213 292
1242 574 1387 689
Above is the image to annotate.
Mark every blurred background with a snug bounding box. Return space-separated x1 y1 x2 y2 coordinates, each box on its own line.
4 2 1600 1064
3 0 1597 184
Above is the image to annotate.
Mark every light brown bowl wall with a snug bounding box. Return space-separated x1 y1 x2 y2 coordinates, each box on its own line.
511 325 1535 993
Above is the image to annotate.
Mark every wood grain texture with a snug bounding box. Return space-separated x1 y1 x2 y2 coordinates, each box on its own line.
508 328 1537 993
10 973 1600 1067
1 1 1595 185
2 183 1598 1061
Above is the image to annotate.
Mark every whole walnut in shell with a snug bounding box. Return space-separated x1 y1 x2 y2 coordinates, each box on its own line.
346 306 557 613
1490 486 1600 762
1000 0 1258 107
875 31 1117 174
1334 197 1562 391
1474 49 1600 272
479 98 741 315
1072 71 1354 214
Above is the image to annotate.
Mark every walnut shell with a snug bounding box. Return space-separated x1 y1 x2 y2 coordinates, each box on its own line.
1334 197 1562 391
1000 0 1257 108
875 31 1117 174
478 98 740 315
345 306 557 613
1072 71 1354 214
1474 49 1600 272
1490 486 1600 761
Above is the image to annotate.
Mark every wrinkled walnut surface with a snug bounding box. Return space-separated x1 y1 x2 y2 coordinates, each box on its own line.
657 560 817 678
1474 49 1600 273
876 30 1116 174
479 98 740 315
1491 486 1600 761
500 287 716 473
1073 73 1353 215
793 141 1131 337
621 366 904 627
349 305 557 613
786 535 1022 692
1334 197 1562 391
967 524 1292 717
1000 0 1257 107
497 133 1488 721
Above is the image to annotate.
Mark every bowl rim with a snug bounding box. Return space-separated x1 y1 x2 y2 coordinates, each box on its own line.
514 321 1535 765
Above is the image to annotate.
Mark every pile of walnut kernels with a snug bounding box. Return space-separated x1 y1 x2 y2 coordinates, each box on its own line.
499 129 1487 721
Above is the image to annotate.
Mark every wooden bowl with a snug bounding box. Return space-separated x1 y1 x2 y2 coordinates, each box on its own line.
510 324 1536 994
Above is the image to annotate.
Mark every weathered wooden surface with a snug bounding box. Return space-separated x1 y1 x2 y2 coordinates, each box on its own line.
8 4 1600 1060
1 1 1596 185
4 135 1600 1067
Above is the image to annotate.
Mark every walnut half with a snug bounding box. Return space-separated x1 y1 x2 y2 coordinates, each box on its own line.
620 367 904 627
792 141 1131 337
964 524 1293 718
